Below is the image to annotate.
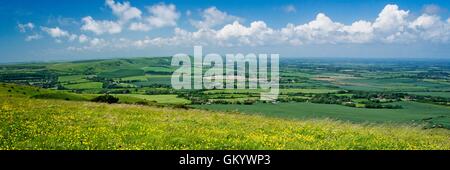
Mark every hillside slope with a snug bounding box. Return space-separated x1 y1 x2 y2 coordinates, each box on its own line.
1 92 449 150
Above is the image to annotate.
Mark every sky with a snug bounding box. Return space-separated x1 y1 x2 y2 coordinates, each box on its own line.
1 0 450 63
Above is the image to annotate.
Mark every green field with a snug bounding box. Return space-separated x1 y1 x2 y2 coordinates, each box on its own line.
98 69 145 78
407 92 450 98
338 78 450 92
115 94 191 104
195 102 450 128
58 75 88 83
280 89 339 94
64 82 103 90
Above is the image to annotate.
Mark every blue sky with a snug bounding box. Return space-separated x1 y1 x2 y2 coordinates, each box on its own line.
1 0 450 63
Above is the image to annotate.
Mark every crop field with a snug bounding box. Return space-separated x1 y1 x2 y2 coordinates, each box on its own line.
58 75 87 83
337 78 450 92
406 92 450 98
64 82 103 90
115 94 191 104
98 69 145 78
195 102 450 129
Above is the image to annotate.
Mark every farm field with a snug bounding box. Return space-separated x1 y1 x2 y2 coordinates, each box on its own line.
114 94 191 104
195 102 450 129
64 82 103 90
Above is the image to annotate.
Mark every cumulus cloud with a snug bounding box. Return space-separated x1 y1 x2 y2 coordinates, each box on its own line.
373 4 409 34
129 22 151 31
216 21 276 46
41 26 70 38
106 0 142 22
78 34 89 43
146 3 180 28
81 0 141 34
409 14 450 42
89 38 108 47
94 3 449 50
127 3 180 32
190 7 241 29
18 22 34 32
39 3 450 50
25 34 42 41
41 26 81 43
81 16 122 35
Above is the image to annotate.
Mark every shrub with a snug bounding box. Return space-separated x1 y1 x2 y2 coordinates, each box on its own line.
91 94 119 104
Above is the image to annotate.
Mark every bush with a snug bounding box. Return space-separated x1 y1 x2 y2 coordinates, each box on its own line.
91 94 119 104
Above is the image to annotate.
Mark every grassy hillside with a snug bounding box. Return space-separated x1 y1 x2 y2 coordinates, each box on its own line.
1 85 449 150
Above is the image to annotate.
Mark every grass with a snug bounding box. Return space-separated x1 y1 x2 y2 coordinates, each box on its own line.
114 94 190 104
120 75 151 81
280 88 339 94
407 92 450 98
98 69 145 78
339 78 450 92
141 66 174 73
58 75 87 83
64 82 103 90
195 102 450 129
1 96 449 150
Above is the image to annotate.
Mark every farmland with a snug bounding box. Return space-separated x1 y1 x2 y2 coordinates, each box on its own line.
0 57 450 149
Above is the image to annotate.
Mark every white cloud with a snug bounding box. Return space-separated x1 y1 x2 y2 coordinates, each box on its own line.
43 3 450 50
342 20 374 43
41 26 81 43
89 38 108 48
18 22 34 32
106 0 141 22
78 34 89 43
410 14 450 42
68 34 78 41
81 16 122 35
373 4 409 33
283 5 297 13
146 3 180 28
25 34 42 41
129 22 151 31
125 3 180 32
280 13 346 44
41 26 70 38
190 7 240 29
80 0 142 34
216 21 275 46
